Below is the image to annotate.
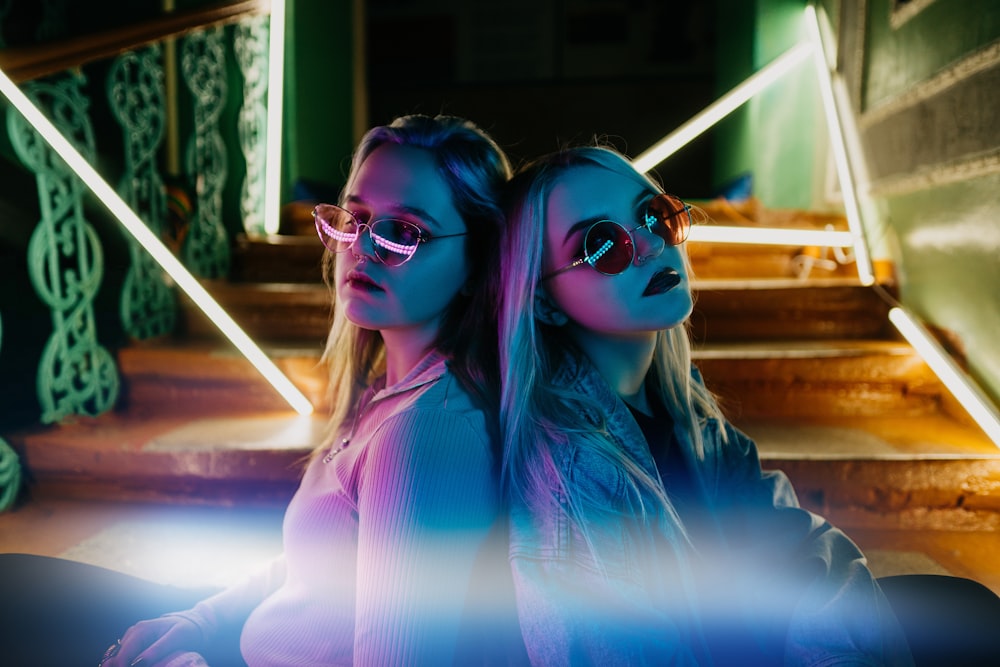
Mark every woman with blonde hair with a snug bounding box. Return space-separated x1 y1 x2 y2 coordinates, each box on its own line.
497 144 913 666
1 114 522 667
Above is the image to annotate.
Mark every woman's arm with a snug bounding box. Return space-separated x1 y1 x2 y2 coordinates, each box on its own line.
167 555 287 639
354 407 503 666
708 422 913 666
109 556 287 667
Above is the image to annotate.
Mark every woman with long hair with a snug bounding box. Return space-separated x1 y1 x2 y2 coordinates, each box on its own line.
497 144 913 666
1 114 520 667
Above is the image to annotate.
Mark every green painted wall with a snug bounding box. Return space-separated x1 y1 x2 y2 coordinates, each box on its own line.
713 0 1000 409
886 173 1000 403
864 0 1000 107
714 0 826 209
859 0 1000 406
283 0 357 201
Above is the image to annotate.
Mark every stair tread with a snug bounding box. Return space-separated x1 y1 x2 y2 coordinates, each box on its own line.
742 415 1000 459
9 410 996 527
13 409 992 467
12 411 323 455
694 339 913 358
124 336 913 362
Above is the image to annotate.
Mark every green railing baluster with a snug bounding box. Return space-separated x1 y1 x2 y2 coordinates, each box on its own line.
107 46 176 340
234 15 269 236
181 26 230 277
7 73 119 422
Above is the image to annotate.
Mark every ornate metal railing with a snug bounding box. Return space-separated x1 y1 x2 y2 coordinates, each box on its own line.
0 0 273 425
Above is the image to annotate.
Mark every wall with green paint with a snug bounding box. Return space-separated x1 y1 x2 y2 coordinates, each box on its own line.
282 0 357 202
854 0 1000 406
714 0 828 209
714 0 1000 408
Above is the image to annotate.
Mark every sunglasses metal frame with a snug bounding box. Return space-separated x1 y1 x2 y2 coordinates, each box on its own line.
542 193 692 280
313 203 467 266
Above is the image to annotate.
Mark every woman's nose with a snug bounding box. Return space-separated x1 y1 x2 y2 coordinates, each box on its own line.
351 223 379 261
634 226 665 264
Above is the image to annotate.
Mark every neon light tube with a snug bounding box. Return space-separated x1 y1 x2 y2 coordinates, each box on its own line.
263 0 285 234
889 307 1000 448
804 5 874 286
689 225 853 247
632 42 814 174
0 65 314 416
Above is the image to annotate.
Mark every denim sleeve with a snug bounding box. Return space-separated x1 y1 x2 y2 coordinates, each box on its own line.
702 422 914 667
509 493 703 667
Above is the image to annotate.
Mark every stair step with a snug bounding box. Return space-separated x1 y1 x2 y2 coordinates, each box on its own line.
687 242 859 281
178 278 892 345
227 232 860 283
117 341 329 416
744 414 1000 531
8 412 321 505
695 338 954 420
231 233 325 284
233 197 865 284
9 411 996 529
690 279 895 342
118 338 945 423
178 280 332 343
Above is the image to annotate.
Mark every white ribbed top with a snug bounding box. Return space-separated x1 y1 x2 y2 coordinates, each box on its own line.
180 352 508 666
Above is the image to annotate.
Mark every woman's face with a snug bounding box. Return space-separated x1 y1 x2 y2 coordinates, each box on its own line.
334 143 470 340
540 164 693 338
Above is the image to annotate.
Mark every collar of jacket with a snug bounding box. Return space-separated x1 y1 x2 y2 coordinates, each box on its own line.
550 349 663 482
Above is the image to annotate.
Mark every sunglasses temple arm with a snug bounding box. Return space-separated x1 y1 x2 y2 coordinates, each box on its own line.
541 257 589 281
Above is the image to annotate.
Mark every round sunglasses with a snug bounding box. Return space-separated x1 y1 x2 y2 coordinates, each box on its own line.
313 203 467 266
543 193 692 280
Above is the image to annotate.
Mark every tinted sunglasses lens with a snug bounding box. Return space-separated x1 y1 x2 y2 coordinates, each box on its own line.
370 220 421 266
586 221 634 274
314 205 358 252
647 194 691 245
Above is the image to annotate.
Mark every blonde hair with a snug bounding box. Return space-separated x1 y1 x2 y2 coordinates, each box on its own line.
498 145 726 531
319 115 512 452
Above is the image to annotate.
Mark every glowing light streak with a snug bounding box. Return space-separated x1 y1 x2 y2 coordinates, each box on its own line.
804 4 875 285
689 225 854 247
632 42 814 174
0 65 314 416
889 308 1000 448
264 0 286 234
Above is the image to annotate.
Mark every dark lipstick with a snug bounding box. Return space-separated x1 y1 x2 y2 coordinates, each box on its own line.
642 269 681 296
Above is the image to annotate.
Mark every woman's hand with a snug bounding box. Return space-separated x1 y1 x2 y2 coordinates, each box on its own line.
100 615 203 667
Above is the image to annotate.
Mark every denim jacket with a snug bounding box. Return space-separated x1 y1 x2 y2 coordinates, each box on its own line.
509 355 913 666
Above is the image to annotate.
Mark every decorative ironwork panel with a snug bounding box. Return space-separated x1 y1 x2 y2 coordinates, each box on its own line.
181 26 230 277
234 15 269 236
6 73 120 422
107 46 176 340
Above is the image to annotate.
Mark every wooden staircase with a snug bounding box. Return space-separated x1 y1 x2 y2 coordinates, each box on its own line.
6 201 1000 537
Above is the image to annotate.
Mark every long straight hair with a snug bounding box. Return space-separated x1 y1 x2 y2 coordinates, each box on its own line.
319 115 512 454
498 145 726 532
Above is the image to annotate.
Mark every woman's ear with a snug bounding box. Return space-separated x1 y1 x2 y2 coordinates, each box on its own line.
534 289 568 326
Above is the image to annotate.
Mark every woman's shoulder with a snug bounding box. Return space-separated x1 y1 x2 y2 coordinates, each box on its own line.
412 361 489 421
367 364 495 457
